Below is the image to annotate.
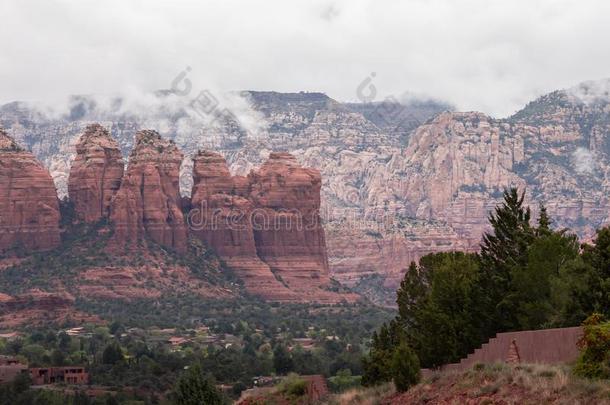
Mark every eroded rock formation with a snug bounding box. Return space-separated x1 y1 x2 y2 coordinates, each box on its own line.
110 130 187 252
0 128 60 252
190 151 298 301
190 151 352 302
248 152 332 293
68 124 124 223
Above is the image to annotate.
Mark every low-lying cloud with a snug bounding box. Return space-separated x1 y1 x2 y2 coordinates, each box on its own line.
2 0 610 117
573 147 596 174
566 79 610 105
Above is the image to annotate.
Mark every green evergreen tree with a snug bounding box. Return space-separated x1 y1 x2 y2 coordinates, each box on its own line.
512 230 580 329
173 364 227 405
396 252 491 368
273 344 294 375
396 262 427 330
391 342 421 392
361 320 405 386
536 203 551 236
102 342 123 365
581 227 610 316
480 187 534 331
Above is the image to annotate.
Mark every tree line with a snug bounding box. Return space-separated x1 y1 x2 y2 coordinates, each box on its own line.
363 188 610 390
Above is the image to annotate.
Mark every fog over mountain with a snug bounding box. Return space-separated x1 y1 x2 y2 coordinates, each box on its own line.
2 0 610 117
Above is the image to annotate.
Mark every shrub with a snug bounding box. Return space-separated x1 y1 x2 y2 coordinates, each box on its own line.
391 342 421 392
278 373 308 398
573 313 610 379
173 364 227 405
328 369 361 393
102 342 124 365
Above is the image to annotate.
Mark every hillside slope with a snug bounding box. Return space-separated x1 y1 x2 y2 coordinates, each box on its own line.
386 363 610 405
328 364 610 405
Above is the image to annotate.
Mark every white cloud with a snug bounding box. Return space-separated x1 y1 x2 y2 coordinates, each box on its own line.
1 0 610 117
573 147 596 174
566 79 610 105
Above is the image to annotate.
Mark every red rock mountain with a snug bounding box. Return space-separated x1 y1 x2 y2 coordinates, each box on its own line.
0 125 351 303
190 151 350 303
110 130 188 252
0 128 60 252
248 153 332 294
190 151 298 301
68 124 124 223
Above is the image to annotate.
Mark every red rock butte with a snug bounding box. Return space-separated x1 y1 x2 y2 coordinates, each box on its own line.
0 128 60 252
110 130 188 252
248 152 333 297
190 150 298 302
190 150 354 303
0 124 357 304
68 124 124 223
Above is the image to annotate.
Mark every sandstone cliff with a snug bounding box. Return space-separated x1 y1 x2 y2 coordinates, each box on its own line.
0 128 60 252
0 93 445 288
9 85 610 290
248 152 332 294
110 130 188 252
190 150 298 301
68 124 124 223
190 150 352 302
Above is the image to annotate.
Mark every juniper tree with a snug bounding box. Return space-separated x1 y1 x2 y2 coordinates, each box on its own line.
480 187 535 330
173 364 227 405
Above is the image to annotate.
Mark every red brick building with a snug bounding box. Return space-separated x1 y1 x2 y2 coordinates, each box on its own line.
29 367 89 385
0 356 27 384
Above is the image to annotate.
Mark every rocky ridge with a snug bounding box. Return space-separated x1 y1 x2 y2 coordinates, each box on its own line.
0 124 347 304
0 128 60 252
4 83 610 289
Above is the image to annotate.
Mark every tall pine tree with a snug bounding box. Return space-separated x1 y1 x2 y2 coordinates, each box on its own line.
480 187 534 331
536 202 552 237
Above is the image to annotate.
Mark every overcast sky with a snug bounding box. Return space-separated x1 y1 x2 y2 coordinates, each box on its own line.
1 0 609 117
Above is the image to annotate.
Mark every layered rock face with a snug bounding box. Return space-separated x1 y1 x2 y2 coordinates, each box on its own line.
189 151 347 302
110 130 187 252
0 129 60 252
190 151 257 257
190 151 297 301
0 92 448 288
11 85 610 290
327 221 478 288
248 152 332 292
68 124 124 223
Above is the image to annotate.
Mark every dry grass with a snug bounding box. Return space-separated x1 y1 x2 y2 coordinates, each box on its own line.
324 382 395 405
322 364 610 404
402 363 610 404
